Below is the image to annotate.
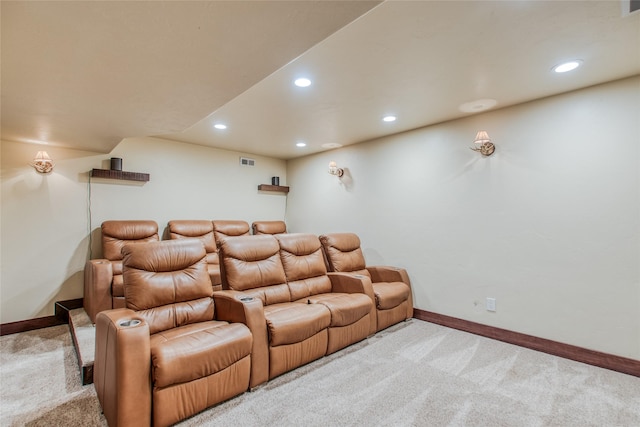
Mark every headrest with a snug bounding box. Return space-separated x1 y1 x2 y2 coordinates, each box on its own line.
101 220 159 261
252 220 287 235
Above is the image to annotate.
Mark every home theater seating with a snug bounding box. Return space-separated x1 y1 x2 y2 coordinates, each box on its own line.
166 220 222 291
212 219 251 246
320 233 413 332
84 220 159 323
251 220 287 235
94 239 252 427
84 219 261 322
215 233 375 387
88 219 413 426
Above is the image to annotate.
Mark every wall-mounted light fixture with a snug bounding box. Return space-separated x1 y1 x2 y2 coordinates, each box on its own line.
470 131 495 156
32 151 54 173
328 161 344 177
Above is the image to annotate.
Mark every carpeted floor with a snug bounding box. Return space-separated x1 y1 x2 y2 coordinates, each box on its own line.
1 319 639 426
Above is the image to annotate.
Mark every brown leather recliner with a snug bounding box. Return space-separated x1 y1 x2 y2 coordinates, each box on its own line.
167 220 222 291
251 220 287 235
94 239 252 427
212 220 251 289
320 233 414 332
84 220 159 323
214 233 374 388
276 233 375 353
212 220 250 247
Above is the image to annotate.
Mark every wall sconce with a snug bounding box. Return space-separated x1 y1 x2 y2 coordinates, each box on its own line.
32 151 54 173
328 161 344 177
470 131 495 156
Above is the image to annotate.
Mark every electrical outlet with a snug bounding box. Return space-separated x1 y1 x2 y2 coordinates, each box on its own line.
486 297 496 312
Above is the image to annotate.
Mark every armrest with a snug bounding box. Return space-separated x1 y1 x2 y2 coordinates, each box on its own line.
328 272 374 296
94 309 151 427
213 291 268 389
366 266 411 285
328 273 377 335
84 259 114 323
366 266 414 319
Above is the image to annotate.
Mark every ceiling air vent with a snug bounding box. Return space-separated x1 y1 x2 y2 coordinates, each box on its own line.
240 157 255 166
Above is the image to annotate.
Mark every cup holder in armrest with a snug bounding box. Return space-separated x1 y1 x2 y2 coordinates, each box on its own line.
239 297 255 302
118 319 141 327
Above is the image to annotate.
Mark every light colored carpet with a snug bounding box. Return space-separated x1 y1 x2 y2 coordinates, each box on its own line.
69 308 95 377
1 319 639 426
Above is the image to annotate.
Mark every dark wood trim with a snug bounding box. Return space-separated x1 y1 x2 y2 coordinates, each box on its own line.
0 298 84 336
91 168 149 182
82 363 94 386
258 184 290 193
65 300 93 385
54 298 84 322
413 308 639 378
0 316 66 336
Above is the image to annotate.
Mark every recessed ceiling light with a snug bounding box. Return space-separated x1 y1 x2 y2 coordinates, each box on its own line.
553 60 582 73
294 78 312 88
296 142 307 147
321 143 343 149
214 123 227 130
382 115 397 122
458 99 497 113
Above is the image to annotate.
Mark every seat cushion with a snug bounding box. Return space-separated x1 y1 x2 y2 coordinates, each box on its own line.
264 303 331 346
151 321 252 388
305 293 372 327
374 282 410 310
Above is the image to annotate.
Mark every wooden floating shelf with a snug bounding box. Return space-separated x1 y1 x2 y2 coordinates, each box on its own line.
258 184 289 193
90 168 150 182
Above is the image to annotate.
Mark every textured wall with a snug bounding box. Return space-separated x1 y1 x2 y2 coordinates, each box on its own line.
1 136 287 322
286 77 640 359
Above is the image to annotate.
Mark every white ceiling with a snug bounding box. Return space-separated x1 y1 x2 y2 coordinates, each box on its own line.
2 1 639 160
1 0 380 153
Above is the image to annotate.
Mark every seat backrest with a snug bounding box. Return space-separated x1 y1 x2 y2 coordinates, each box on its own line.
276 233 332 301
252 220 287 235
218 234 289 306
102 220 159 281
102 220 159 261
122 239 214 335
168 220 218 266
319 233 370 278
212 220 250 247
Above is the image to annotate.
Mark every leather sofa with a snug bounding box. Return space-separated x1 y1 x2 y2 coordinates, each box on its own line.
94 239 252 427
212 220 250 246
251 220 287 235
90 227 414 425
320 233 413 331
84 220 159 323
167 220 222 291
84 219 257 323
213 233 374 388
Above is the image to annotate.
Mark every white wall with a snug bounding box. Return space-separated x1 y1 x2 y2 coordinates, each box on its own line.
0 136 287 323
286 76 640 359
2 78 638 360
